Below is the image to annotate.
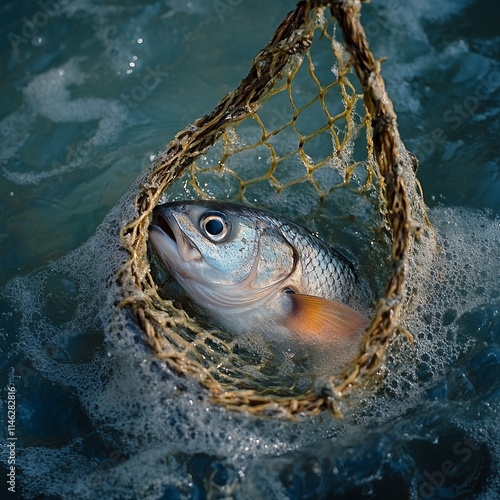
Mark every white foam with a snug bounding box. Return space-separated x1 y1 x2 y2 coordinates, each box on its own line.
2 58 128 185
5 181 499 496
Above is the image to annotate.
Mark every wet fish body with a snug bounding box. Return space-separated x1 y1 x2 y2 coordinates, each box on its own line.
148 201 367 342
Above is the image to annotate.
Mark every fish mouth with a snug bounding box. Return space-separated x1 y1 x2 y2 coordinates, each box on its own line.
148 207 202 268
151 209 176 242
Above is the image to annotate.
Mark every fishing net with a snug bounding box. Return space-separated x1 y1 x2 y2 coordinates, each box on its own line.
114 0 430 418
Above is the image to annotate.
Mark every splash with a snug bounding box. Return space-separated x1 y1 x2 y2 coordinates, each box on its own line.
2 196 498 497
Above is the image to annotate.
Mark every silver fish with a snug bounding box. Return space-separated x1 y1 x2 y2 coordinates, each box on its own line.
148 201 367 342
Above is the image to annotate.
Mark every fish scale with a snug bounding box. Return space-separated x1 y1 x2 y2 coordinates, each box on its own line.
266 215 357 303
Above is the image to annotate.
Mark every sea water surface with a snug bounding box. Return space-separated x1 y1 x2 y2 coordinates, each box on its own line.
1 0 499 499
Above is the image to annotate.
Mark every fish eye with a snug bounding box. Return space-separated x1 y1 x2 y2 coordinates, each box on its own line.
199 211 231 242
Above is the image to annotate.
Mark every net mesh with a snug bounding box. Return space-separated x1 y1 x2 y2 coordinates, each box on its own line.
114 0 429 418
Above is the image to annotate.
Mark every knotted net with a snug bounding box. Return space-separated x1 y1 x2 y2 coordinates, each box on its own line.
114 0 430 418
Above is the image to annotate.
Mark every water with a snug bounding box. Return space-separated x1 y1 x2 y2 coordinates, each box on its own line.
1 0 499 498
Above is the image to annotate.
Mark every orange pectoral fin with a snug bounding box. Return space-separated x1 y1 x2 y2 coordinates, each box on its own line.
284 294 369 340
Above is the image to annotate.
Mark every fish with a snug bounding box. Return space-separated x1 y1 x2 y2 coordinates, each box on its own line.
148 200 368 343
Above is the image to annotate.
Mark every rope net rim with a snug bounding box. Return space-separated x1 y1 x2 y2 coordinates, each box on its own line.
114 0 424 419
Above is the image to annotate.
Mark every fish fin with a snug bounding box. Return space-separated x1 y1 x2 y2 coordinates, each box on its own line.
284 294 368 340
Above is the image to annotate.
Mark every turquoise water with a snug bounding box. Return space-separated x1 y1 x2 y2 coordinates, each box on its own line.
1 0 499 498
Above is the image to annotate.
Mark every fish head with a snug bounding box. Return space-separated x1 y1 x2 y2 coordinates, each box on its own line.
148 201 297 312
